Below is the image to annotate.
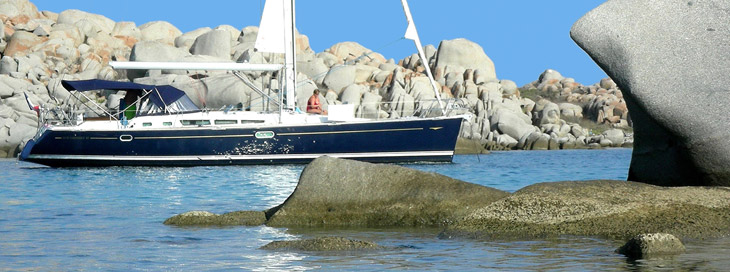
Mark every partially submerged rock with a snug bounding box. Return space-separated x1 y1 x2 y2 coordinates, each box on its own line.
164 210 266 227
454 137 489 154
616 233 686 259
260 236 382 251
266 156 510 227
443 180 730 240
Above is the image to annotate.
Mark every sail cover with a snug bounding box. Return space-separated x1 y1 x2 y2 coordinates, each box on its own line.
61 80 197 111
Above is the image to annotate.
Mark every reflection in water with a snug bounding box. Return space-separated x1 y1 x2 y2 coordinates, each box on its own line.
3 151 729 270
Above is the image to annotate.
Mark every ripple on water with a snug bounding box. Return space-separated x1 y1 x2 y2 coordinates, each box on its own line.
4 150 727 270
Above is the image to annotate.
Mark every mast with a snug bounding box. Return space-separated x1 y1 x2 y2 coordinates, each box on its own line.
285 0 297 111
401 0 445 115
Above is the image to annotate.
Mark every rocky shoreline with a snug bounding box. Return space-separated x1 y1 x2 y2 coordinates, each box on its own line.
0 0 632 157
165 156 730 256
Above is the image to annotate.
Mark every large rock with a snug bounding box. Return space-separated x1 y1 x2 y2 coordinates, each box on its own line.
322 65 356 94
266 157 510 227
56 9 115 36
174 27 211 50
571 0 730 186
0 0 40 19
490 108 536 141
138 21 182 46
202 73 255 108
111 21 141 40
434 38 496 81
602 128 625 147
326 42 386 64
443 180 730 240
4 31 43 57
49 23 84 47
190 29 231 59
127 41 191 79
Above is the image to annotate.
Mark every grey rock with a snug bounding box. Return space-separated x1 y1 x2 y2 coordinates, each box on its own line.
491 108 536 141
213 24 240 44
434 38 496 80
496 134 518 148
174 27 211 50
326 42 386 64
0 56 17 75
571 0 730 186
57 9 115 35
202 73 255 109
602 129 625 147
499 79 518 96
266 156 509 227
359 91 381 119
32 24 51 37
111 21 141 39
190 29 231 59
559 103 583 119
444 180 730 240
616 233 686 259
139 21 182 45
163 210 266 226
323 65 356 94
127 41 191 80
538 69 563 83
294 73 318 112
261 236 382 251
339 84 366 107
297 58 329 85
534 100 561 125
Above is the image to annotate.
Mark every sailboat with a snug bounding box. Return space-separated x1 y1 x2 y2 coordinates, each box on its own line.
18 0 466 167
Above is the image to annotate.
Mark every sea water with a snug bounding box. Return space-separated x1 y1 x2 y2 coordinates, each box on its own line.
2 148 729 271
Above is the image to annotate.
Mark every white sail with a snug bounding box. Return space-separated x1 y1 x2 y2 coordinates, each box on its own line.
256 0 297 110
255 0 285 53
401 0 445 114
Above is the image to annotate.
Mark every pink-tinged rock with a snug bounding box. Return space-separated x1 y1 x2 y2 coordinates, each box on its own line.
4 30 44 57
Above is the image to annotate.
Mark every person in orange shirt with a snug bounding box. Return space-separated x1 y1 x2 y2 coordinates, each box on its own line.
306 89 327 114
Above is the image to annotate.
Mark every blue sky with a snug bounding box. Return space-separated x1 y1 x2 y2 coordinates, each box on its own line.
31 0 608 86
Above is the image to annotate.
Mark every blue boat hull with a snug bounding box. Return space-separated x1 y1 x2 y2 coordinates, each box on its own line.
20 117 463 167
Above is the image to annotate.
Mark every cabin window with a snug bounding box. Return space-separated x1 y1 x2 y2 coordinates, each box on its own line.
180 120 211 126
142 122 152 127
163 122 172 126
214 120 238 125
241 120 266 124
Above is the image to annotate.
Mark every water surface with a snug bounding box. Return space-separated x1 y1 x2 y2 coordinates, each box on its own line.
2 149 727 270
